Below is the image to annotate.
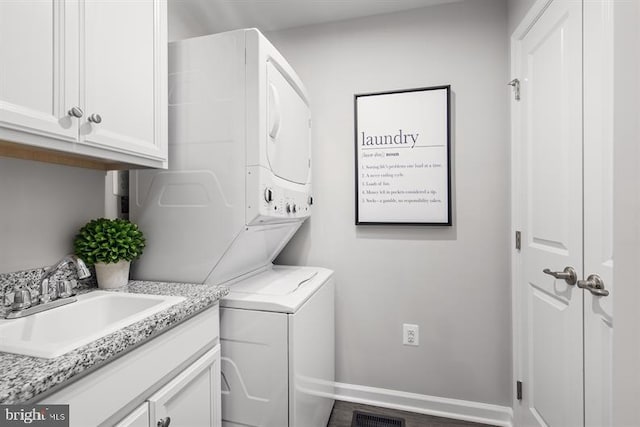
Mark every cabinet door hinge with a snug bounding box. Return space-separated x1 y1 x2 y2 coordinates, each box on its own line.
516 380 523 400
515 230 521 250
508 78 521 101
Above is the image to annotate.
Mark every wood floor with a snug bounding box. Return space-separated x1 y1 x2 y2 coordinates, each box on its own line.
327 401 497 427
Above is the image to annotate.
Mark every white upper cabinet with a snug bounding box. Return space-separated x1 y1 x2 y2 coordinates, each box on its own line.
82 0 167 162
0 1 79 142
0 0 167 169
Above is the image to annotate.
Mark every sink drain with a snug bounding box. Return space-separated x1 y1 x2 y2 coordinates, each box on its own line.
351 410 406 427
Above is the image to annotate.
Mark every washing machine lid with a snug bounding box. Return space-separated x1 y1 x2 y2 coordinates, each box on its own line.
220 265 333 313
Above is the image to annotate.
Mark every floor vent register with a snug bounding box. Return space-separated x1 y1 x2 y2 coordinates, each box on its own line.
351 410 406 427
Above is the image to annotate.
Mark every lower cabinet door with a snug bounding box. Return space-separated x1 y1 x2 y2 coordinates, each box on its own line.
115 403 150 427
149 345 221 427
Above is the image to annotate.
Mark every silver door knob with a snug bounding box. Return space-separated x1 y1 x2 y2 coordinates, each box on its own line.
577 274 609 297
543 266 577 286
88 113 102 124
157 417 171 427
68 107 83 118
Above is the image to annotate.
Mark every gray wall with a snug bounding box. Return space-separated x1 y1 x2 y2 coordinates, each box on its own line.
269 0 511 406
507 0 537 34
0 157 105 273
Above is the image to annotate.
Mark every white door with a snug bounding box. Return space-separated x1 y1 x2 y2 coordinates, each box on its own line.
148 346 221 427
514 1 614 426
0 0 79 142
515 1 584 426
583 1 614 426
81 0 166 160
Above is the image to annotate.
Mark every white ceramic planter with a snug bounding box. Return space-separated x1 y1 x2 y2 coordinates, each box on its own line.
95 260 131 289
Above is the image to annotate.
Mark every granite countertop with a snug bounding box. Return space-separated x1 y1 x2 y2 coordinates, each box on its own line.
0 280 228 404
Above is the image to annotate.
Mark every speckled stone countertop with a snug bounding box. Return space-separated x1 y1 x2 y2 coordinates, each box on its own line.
0 281 228 404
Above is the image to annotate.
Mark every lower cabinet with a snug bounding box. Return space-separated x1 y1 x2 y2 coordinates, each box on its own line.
116 346 221 427
40 305 220 427
150 346 221 427
115 404 150 427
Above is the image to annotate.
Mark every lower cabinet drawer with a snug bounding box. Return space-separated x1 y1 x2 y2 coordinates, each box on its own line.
114 403 149 427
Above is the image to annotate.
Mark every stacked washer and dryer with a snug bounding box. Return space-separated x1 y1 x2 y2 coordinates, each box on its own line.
130 29 335 427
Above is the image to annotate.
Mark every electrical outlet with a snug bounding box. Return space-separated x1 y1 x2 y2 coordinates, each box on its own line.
403 324 419 346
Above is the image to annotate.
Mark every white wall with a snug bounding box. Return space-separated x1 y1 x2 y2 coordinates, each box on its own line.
507 0 536 34
613 1 640 424
268 0 511 406
0 157 105 272
168 1 210 42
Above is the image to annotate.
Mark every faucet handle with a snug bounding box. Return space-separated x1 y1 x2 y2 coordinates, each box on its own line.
57 281 75 299
39 279 52 304
12 288 32 311
3 289 14 307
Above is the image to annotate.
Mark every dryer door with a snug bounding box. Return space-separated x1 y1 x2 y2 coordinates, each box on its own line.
266 60 311 185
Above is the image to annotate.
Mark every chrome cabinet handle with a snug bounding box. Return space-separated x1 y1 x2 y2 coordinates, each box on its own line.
88 113 102 124
157 417 171 427
543 267 577 286
68 107 83 118
577 274 609 297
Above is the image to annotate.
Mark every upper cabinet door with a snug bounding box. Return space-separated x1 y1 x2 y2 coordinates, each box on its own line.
81 0 167 161
0 0 79 142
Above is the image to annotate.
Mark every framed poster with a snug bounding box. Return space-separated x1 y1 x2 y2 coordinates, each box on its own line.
354 85 451 225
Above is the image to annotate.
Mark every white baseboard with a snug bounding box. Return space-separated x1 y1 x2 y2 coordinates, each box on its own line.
334 382 514 427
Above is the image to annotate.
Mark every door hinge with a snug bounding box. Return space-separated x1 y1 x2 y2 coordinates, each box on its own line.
508 78 521 101
515 230 521 250
516 380 523 400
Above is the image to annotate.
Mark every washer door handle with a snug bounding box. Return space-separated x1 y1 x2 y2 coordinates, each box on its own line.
268 83 281 139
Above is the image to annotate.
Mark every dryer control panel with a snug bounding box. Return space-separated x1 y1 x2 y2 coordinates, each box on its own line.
246 166 311 225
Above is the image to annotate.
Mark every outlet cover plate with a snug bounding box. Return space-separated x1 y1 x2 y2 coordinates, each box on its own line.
403 323 419 346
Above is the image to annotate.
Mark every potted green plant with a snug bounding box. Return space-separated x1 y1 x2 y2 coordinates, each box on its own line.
74 218 146 289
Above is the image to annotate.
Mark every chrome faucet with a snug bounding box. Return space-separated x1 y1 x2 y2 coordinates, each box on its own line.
2 255 91 319
38 254 91 303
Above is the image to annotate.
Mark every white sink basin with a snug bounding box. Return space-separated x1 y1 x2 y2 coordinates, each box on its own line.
0 291 185 359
